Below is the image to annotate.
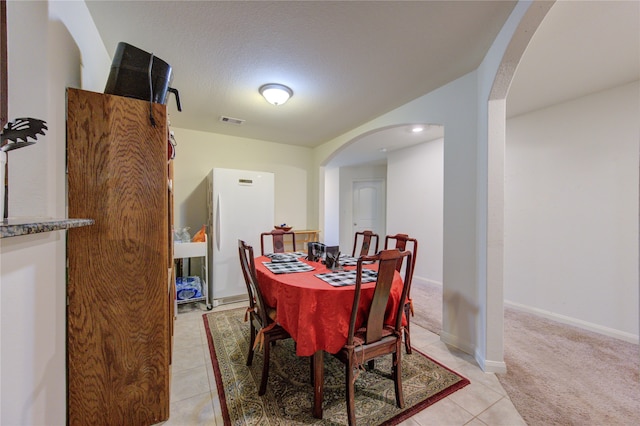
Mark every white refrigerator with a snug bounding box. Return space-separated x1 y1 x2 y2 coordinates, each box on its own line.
207 168 275 306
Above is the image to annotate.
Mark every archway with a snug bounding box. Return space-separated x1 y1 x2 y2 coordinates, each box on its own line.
315 0 555 372
323 123 444 302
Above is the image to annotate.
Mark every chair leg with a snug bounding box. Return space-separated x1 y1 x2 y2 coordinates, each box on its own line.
404 303 412 354
404 327 411 354
346 362 356 426
259 336 271 396
393 350 404 408
309 355 314 385
247 321 256 366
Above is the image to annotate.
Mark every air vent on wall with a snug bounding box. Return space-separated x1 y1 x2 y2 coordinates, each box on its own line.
219 116 245 125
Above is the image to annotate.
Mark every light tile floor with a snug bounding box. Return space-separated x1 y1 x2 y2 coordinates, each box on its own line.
162 302 526 426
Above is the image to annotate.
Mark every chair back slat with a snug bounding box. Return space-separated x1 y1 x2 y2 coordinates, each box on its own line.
347 249 411 346
352 230 379 257
384 233 418 293
260 229 296 255
238 239 270 325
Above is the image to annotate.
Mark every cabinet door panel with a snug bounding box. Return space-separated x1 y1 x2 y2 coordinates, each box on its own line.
67 88 170 425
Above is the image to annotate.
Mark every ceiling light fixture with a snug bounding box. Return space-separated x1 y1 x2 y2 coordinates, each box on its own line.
259 83 293 106
412 126 424 133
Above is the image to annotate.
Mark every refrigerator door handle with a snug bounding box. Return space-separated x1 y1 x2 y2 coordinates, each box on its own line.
215 194 221 251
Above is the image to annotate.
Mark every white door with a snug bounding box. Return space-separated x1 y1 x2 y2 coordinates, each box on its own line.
352 179 385 238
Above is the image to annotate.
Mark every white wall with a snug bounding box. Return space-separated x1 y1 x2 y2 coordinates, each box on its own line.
323 166 339 245
171 127 314 234
387 138 444 286
505 81 639 342
0 1 108 424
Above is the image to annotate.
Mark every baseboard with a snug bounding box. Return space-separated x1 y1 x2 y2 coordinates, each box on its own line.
440 330 507 373
505 300 639 344
413 275 442 287
212 294 248 307
475 352 507 374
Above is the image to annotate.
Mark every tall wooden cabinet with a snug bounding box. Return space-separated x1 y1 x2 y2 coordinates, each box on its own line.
66 88 173 425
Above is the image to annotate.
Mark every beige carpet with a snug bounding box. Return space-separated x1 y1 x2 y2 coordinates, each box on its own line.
410 280 443 335
410 281 640 425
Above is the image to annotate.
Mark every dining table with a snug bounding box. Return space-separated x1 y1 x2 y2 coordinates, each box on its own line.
254 251 406 419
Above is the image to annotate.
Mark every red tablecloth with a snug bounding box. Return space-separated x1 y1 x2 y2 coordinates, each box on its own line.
255 256 405 357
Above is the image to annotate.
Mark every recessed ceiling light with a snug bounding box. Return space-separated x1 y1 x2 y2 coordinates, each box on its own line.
412 126 424 133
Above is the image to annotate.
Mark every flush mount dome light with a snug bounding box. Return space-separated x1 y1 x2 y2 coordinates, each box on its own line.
259 83 293 106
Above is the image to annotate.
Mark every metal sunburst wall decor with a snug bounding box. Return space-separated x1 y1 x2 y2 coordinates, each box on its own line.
1 117 48 219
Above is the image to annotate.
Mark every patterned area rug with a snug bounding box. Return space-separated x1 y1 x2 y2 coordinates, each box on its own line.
203 308 469 425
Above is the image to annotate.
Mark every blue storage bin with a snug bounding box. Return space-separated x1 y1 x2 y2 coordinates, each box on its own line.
176 276 202 300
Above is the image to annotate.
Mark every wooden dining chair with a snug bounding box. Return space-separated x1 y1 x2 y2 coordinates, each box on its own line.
260 229 296 255
331 248 413 426
351 230 379 257
238 239 291 396
384 233 418 354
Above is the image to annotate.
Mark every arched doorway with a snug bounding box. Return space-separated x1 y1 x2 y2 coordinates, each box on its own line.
316 1 556 372
323 124 445 307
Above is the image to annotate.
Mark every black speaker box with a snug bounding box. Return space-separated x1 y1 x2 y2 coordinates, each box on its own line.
104 42 173 105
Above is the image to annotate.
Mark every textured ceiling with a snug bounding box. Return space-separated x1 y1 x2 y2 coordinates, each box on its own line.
85 0 516 147
85 1 639 167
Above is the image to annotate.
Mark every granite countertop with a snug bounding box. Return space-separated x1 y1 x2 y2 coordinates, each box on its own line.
0 217 95 238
